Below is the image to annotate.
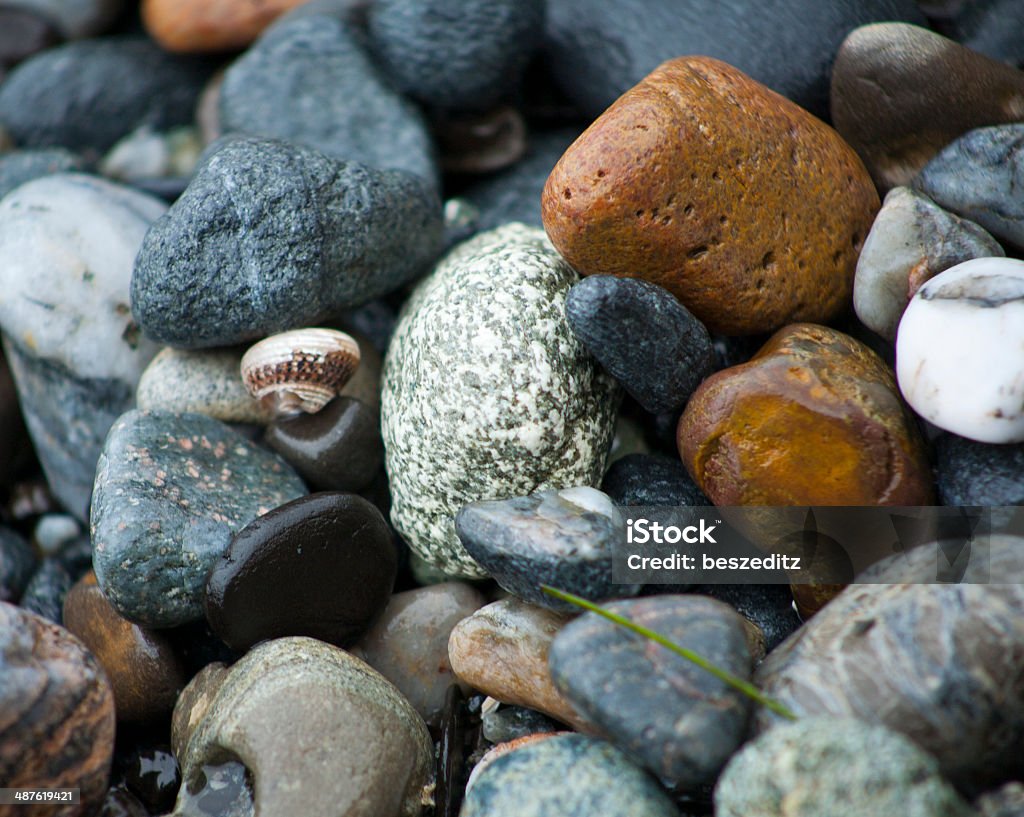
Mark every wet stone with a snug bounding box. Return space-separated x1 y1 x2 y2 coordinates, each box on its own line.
19 558 72 625
123 745 180 813
601 453 709 507
936 434 1024 506
98 786 149 817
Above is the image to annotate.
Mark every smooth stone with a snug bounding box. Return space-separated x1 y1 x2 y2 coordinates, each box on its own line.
895 258 1024 443
5 0 123 38
715 718 973 817
382 224 618 578
465 733 565 795
566 275 715 413
601 453 708 507
0 37 211 156
142 0 309 52
205 492 397 652
482 705 561 744
33 513 80 556
123 745 180 814
689 584 801 655
0 603 115 814
434 106 527 174
173 637 433 817
936 434 1024 506
462 733 678 817
99 125 202 183
0 525 35 603
946 0 1024 64
977 782 1024 817
220 12 437 185
170 662 228 760
264 397 382 492
63 571 186 722
679 324 933 505
550 595 752 790
91 409 307 628
131 136 442 349
19 557 72 624
542 57 879 336
350 582 486 727
455 486 638 612
854 186 1004 341
0 9 58 70
367 0 544 110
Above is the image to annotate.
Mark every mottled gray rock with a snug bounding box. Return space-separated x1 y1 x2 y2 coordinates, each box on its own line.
936 433 1024 506
131 136 443 349
0 149 85 200
601 453 709 507
6 0 123 38
381 224 618 578
854 187 1003 341
715 718 973 817
550 595 752 790
91 410 307 628
220 12 437 185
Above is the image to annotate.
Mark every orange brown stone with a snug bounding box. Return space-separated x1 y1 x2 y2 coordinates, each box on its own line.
541 57 880 335
142 0 311 53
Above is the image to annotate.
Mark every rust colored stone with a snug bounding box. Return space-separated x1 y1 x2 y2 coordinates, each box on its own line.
541 57 879 335
142 0 311 53
677 323 933 506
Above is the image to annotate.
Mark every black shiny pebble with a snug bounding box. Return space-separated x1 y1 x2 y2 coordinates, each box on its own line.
164 619 242 678
97 786 148 817
602 453 708 507
936 433 1024 506
0 525 35 604
205 492 397 652
124 745 180 813
19 558 72 624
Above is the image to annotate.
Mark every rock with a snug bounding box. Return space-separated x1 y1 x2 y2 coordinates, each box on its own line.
19 558 72 624
0 603 115 815
977 782 1024 817
946 0 1024 65
566 275 714 413
172 637 433 817
715 718 973 817
6 0 123 39
601 453 708 506
914 124 1024 248
351 582 485 726
854 187 1004 341
0 525 35 603
382 224 618 578
544 0 924 121
434 106 527 174
63 571 186 722
131 136 443 349
0 37 211 156
689 584 801 655
936 434 1024 506
541 57 879 336
170 662 228 760
465 733 566 794
367 0 544 110
98 786 149 817
895 258 1024 443
0 8 58 71
91 409 307 628
0 174 164 519
33 513 80 556
142 0 309 52
98 125 202 183
482 705 561 744
205 492 397 651
455 487 638 612
462 733 678 817
449 598 590 730
219 12 437 185
123 745 180 814
679 324 933 505
550 595 752 790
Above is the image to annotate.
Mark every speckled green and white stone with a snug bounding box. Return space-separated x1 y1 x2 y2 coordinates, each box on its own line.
381 223 619 578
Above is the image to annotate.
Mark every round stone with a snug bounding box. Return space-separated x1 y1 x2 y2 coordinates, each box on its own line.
142 0 309 52
601 453 709 507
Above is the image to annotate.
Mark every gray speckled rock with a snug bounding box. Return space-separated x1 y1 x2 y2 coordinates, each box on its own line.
462 733 677 817
715 718 973 817
131 136 442 349
220 12 437 186
550 595 752 790
381 224 619 578
0 173 164 519
936 434 1024 506
6 0 123 38
0 149 85 199
91 409 307 628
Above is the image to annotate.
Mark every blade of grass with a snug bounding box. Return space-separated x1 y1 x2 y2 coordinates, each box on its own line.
541 584 798 721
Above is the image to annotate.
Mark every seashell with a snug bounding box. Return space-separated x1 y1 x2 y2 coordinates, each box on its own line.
240 328 360 416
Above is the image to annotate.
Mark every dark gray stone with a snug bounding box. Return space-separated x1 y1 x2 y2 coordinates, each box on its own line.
367 0 544 111
0 526 35 604
601 453 708 506
690 584 801 655
946 0 1024 66
549 595 753 790
91 409 307 628
481 705 561 744
0 8 58 70
220 12 437 186
936 433 1024 506
19 558 72 624
566 275 715 414
131 136 443 349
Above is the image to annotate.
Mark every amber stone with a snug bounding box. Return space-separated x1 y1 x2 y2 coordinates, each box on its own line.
141 0 310 53
541 57 879 335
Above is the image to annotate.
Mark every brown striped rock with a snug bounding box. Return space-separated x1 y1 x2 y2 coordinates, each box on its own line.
142 0 311 52
542 57 878 335
0 602 115 816
678 323 932 505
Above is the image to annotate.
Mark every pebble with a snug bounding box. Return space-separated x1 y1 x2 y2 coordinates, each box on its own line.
8 0 124 39
131 136 443 349
381 224 618 578
205 492 397 652
935 433 1024 506
542 57 879 336
63 571 186 723
715 718 973 817
945 0 1024 65
173 636 433 817
448 598 591 731
482 705 561 744
977 782 1024 817
895 258 1024 443
367 0 545 110
19 558 72 624
219 11 438 185
0 8 58 71
123 745 180 814
142 0 309 52
0 37 211 156
169 661 227 760
550 595 752 790
98 786 149 817
601 453 709 507
0 603 115 815
33 513 81 556
434 106 527 174
350 582 485 726
0 173 164 519
91 409 307 628
566 275 715 414
854 186 1004 341
98 125 202 183
455 487 638 611
679 323 933 505
689 584 802 656
461 733 678 817
0 525 35 603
